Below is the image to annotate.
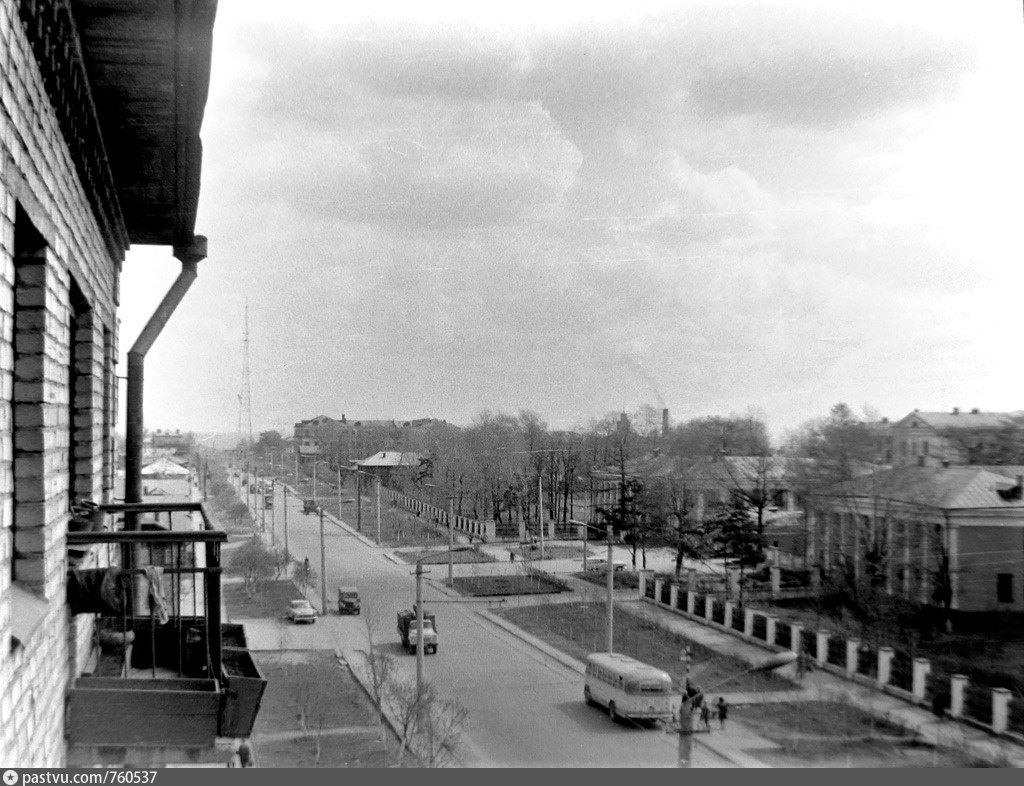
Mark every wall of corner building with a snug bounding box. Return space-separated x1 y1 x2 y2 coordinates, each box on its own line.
0 0 122 766
955 524 1024 612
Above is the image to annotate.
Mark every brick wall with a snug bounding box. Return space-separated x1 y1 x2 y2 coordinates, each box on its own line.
0 0 122 766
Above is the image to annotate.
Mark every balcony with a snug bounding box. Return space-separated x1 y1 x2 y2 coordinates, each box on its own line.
65 502 265 757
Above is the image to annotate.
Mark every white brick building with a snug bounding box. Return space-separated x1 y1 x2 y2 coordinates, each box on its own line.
1 0 219 766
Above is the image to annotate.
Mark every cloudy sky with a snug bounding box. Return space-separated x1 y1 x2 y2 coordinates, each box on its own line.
119 0 1024 441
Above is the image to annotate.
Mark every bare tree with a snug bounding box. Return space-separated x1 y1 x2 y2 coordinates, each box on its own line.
356 605 398 757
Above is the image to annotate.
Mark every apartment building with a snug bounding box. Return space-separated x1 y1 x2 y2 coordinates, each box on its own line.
1 1 260 767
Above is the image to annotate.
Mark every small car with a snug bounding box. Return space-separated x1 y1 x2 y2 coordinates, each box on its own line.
586 559 628 572
285 599 318 624
337 587 361 615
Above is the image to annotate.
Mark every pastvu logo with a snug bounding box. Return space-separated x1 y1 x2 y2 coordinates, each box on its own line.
3 769 18 785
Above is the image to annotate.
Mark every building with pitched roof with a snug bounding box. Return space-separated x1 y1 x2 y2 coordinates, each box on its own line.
891 408 1021 468
807 465 1024 611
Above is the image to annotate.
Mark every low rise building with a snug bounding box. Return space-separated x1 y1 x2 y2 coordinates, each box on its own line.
807 465 1024 612
891 408 1020 468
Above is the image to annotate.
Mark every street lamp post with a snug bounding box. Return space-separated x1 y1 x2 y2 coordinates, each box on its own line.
283 485 289 557
414 545 475 712
674 650 796 767
570 519 615 653
318 505 328 614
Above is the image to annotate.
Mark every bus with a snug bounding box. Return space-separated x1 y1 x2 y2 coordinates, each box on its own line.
583 652 676 724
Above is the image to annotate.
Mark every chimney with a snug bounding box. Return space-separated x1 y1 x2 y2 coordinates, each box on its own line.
952 407 960 415
662 408 670 438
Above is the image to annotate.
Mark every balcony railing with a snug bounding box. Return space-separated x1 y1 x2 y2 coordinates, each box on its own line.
66 502 264 751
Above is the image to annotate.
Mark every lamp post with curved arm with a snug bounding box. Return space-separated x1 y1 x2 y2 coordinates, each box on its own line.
674 650 796 767
570 519 615 653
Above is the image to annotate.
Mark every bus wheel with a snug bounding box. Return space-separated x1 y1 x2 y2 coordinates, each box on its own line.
608 702 617 722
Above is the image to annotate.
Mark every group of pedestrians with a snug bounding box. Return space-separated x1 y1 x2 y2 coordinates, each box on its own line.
686 688 729 733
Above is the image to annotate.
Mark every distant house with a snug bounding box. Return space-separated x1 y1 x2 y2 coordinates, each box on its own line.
807 465 1024 612
355 451 424 485
293 414 447 462
891 408 1020 468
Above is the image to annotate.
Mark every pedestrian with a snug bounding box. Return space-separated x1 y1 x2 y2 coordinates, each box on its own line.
796 651 807 680
700 702 711 732
716 697 728 730
510 552 515 564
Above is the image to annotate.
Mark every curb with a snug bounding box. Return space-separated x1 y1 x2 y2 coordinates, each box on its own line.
477 609 585 676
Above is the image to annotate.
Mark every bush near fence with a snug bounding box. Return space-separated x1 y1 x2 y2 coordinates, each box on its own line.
889 650 913 692
800 628 816 658
1008 696 1024 736
963 683 993 726
731 606 746 633
856 645 877 679
827 637 845 667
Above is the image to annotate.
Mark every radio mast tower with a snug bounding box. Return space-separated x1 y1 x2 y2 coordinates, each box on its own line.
241 301 254 444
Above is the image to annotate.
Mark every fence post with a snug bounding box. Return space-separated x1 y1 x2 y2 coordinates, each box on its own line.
766 616 778 646
744 608 754 638
638 571 648 599
790 623 803 654
911 658 931 703
770 566 782 598
723 601 734 630
950 674 967 718
686 567 697 590
686 591 696 616
815 631 829 666
704 596 714 621
992 688 1011 734
845 639 860 676
654 578 664 605
669 583 679 610
877 647 894 687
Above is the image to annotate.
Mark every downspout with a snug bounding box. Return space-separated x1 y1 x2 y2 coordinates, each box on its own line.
124 237 207 523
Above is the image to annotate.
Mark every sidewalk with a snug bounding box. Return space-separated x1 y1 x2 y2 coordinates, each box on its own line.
622 597 1024 767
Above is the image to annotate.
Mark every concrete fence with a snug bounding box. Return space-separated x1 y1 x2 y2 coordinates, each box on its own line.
383 488 496 542
637 574 1024 741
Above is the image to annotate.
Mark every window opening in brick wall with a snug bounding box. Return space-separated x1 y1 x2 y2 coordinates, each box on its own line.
11 205 47 589
997 573 1014 604
102 327 114 498
68 278 90 511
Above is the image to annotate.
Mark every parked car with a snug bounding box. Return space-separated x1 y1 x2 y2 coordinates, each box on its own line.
337 587 361 615
586 558 628 572
285 599 318 624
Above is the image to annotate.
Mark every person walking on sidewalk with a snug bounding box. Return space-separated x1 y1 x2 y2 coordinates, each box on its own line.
700 702 711 732
716 697 728 730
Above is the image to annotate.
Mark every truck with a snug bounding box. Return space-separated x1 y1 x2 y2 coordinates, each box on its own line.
397 607 438 655
337 587 361 615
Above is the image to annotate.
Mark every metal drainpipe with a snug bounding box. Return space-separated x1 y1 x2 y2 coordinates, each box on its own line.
124 237 207 525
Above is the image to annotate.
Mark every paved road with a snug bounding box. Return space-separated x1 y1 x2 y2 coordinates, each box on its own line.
232 477 731 767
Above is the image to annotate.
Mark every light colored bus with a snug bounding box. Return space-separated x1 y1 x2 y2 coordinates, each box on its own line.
583 652 676 723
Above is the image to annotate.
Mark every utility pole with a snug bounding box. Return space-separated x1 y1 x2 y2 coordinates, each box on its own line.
376 476 382 546
283 486 289 557
269 479 276 546
448 497 455 586
415 561 425 711
356 472 362 532
538 475 546 560
318 506 328 614
678 647 693 767
337 464 342 521
606 523 614 653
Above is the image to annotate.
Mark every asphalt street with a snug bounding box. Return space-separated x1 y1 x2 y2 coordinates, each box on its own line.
233 479 731 767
